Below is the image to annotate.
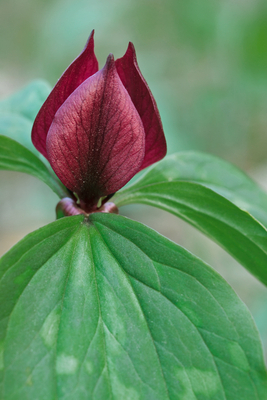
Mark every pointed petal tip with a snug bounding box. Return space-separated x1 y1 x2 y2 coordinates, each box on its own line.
90 29 95 40
104 54 115 71
106 53 115 63
122 42 136 61
128 42 136 54
83 29 95 51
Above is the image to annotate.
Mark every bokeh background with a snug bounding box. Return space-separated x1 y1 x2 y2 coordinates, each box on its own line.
0 0 267 357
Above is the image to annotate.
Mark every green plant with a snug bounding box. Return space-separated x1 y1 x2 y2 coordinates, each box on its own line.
0 31 267 400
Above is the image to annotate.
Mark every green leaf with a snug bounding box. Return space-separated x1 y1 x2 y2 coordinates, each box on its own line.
0 135 68 198
0 80 51 157
117 152 267 227
114 152 267 286
115 180 267 286
0 213 266 399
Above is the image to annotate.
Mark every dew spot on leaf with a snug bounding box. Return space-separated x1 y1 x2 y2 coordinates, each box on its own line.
40 305 61 348
187 368 220 396
56 354 78 375
85 360 94 374
176 368 220 399
228 342 250 372
111 375 140 400
26 374 33 386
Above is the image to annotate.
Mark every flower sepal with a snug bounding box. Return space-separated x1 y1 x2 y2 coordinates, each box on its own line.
56 197 119 218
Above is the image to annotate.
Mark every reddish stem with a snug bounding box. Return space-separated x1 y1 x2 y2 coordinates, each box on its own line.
56 197 119 217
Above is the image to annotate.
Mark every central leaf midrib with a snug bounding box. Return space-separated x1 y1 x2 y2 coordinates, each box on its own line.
53 224 85 400
87 226 114 400
92 222 171 400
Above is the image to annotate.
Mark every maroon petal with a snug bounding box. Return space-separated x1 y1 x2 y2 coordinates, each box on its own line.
46 55 145 212
115 42 167 171
32 30 99 158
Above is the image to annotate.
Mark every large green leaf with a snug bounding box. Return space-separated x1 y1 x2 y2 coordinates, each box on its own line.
117 152 267 227
114 153 267 286
0 135 68 198
0 213 266 399
0 80 51 157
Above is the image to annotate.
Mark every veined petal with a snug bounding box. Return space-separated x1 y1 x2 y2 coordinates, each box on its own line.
32 30 99 158
115 42 167 171
46 55 145 212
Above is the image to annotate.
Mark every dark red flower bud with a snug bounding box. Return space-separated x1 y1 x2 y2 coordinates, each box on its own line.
32 31 166 214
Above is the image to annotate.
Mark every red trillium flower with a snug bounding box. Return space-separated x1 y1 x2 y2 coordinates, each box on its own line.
32 30 166 214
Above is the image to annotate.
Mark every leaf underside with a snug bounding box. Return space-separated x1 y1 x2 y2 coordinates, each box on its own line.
0 214 266 400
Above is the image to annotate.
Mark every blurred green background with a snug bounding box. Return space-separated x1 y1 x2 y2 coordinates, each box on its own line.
0 0 267 357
